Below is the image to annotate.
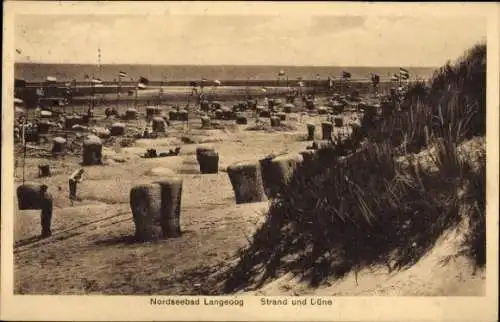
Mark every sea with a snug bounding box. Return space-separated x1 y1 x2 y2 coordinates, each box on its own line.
15 63 437 83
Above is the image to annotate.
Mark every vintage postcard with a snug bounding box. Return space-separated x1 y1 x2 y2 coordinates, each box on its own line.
1 1 499 321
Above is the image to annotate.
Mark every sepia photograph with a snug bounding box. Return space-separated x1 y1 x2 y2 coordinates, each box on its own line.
2 1 498 321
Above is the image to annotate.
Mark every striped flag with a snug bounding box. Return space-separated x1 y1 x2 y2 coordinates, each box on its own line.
342 71 351 79
119 71 129 78
391 74 400 82
399 67 410 80
137 76 149 89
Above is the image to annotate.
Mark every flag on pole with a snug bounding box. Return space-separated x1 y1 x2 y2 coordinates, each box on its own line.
91 78 103 87
391 74 400 82
278 70 286 76
342 71 351 79
399 67 410 80
137 76 149 89
119 71 129 78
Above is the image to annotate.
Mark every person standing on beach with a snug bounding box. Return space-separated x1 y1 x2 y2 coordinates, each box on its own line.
40 184 53 238
69 168 85 201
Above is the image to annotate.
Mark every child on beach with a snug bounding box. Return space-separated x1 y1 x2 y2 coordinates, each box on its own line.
69 168 85 202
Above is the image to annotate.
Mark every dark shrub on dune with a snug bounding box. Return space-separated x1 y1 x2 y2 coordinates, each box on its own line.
222 43 487 292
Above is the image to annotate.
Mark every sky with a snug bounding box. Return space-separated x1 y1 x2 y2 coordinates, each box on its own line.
14 14 487 67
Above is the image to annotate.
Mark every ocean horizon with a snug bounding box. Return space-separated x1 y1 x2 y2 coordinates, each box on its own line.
15 63 437 83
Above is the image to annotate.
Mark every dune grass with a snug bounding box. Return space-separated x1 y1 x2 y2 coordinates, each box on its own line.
220 43 487 292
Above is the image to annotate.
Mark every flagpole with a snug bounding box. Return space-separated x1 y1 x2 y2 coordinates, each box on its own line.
135 82 138 110
246 77 250 98
276 76 279 98
117 73 121 110
134 78 140 127
91 78 95 115
22 119 26 184
159 77 162 107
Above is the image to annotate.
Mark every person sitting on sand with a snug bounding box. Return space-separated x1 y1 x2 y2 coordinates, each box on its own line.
69 168 85 201
40 184 53 238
